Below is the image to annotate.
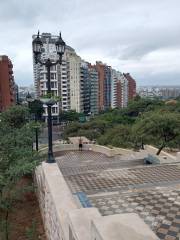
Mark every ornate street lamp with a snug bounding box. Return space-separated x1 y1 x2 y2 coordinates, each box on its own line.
26 92 33 106
32 31 66 163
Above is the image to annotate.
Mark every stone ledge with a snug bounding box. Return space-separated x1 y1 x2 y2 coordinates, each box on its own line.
92 213 159 240
68 208 101 240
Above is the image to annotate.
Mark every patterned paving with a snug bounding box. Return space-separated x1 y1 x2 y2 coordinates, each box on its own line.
57 151 144 175
88 187 180 240
64 164 180 194
56 151 145 178
57 151 180 240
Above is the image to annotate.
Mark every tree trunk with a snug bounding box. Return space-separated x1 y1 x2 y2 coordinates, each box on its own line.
141 139 144 150
156 143 165 155
5 210 9 240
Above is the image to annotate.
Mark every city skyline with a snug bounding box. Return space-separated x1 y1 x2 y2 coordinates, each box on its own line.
0 0 180 86
32 33 136 121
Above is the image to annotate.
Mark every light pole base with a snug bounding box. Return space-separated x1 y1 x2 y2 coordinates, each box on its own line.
47 153 55 163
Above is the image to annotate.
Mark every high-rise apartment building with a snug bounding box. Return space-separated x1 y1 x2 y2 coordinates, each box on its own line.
117 73 129 108
111 69 118 109
0 55 15 112
81 61 90 115
95 61 105 111
95 62 112 111
123 73 136 101
116 80 122 108
68 50 82 113
104 65 112 109
32 33 82 122
81 62 99 115
89 65 99 115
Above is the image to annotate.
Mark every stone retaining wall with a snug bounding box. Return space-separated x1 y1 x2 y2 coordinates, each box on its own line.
35 162 77 240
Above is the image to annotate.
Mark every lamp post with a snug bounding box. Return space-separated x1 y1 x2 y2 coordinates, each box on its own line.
32 31 66 163
26 92 39 152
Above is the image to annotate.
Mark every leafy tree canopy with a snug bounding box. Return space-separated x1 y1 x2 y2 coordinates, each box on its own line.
59 110 83 122
29 100 44 120
0 105 29 128
63 98 180 153
133 111 180 155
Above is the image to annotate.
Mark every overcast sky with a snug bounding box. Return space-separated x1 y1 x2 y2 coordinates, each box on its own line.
0 0 180 86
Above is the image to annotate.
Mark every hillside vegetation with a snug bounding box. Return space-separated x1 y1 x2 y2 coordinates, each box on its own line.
63 97 180 155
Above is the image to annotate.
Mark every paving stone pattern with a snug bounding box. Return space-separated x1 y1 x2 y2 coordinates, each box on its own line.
64 164 180 194
57 151 180 240
57 151 144 176
89 187 180 240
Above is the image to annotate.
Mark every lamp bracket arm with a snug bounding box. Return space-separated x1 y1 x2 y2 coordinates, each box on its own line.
36 58 46 66
51 59 60 66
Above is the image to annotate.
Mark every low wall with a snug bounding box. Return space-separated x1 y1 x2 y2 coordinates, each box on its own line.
39 143 90 154
177 152 180 161
92 213 159 240
54 143 79 152
35 161 159 240
35 162 77 240
113 147 134 155
40 143 135 157
90 145 135 156
90 144 114 157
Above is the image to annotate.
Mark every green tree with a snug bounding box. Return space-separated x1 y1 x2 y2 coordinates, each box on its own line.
63 122 81 139
0 106 41 240
98 124 133 148
125 98 164 117
59 110 82 122
133 111 180 155
90 119 110 135
0 105 29 128
29 100 44 121
164 100 180 113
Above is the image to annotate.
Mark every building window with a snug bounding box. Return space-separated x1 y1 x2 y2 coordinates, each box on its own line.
51 65 56 71
51 82 57 88
50 73 56 79
52 107 57 114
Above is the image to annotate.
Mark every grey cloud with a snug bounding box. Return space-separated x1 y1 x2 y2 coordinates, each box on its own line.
0 0 75 27
0 0 180 86
75 25 180 60
0 0 40 25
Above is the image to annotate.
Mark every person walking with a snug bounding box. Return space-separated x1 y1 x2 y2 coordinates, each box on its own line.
79 137 83 151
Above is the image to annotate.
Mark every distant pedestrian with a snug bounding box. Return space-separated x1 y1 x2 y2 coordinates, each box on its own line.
79 137 83 151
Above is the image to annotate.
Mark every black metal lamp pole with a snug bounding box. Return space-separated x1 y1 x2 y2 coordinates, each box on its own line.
26 92 39 152
32 31 66 163
34 115 39 152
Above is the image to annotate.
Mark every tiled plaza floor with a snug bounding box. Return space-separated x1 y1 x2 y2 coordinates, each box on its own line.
57 151 180 240
89 187 180 240
64 164 180 194
57 151 144 173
